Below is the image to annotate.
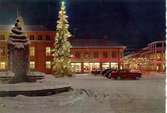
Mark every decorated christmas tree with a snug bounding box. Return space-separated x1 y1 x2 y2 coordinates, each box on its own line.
52 1 72 76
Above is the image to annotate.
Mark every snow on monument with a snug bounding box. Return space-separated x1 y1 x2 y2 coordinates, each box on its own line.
8 15 30 83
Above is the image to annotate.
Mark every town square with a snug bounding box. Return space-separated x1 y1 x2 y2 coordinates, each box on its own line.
0 0 165 113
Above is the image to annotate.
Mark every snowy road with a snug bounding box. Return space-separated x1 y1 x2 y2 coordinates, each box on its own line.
0 73 165 113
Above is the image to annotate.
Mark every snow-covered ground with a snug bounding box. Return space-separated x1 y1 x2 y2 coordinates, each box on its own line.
0 73 165 113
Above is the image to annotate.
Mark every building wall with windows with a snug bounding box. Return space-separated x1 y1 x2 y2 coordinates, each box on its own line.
124 40 165 72
71 48 125 73
0 26 55 74
70 38 126 73
27 31 55 74
0 25 126 74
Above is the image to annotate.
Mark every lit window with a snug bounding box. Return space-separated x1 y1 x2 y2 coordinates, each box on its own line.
30 61 35 69
30 47 35 56
46 47 51 56
71 63 81 72
46 61 51 69
110 62 118 69
102 63 110 69
83 63 100 72
0 62 6 69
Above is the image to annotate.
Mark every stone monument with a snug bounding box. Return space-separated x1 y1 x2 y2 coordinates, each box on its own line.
8 15 30 83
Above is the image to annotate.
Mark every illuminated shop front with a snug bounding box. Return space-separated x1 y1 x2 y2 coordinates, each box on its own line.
124 41 165 72
83 63 100 72
71 63 81 73
110 62 118 69
71 62 119 73
101 62 118 69
102 63 109 69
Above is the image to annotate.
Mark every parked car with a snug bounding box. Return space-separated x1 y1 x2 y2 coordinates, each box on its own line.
91 70 101 75
101 69 117 78
109 69 142 80
101 69 112 76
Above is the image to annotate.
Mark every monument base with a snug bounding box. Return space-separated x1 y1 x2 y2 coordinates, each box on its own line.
8 75 31 84
0 72 72 96
8 43 30 83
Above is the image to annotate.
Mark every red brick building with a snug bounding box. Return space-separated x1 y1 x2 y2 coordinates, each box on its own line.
0 25 126 74
70 38 126 73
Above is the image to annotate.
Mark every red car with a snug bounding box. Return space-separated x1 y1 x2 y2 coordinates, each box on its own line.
109 69 142 80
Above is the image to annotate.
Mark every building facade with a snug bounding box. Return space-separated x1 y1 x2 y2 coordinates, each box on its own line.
0 25 126 74
124 41 166 72
70 38 126 73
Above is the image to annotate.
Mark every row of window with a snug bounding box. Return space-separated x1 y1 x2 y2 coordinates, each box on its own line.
0 34 51 41
29 35 51 41
30 47 123 58
74 51 121 59
30 61 51 70
0 46 51 57
1 46 122 59
30 47 51 56
0 61 51 70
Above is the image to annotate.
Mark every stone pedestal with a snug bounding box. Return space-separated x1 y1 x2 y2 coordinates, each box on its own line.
8 44 29 83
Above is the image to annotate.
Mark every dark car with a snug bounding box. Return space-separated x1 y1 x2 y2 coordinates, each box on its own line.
101 69 117 78
101 69 111 76
91 70 101 75
109 69 142 80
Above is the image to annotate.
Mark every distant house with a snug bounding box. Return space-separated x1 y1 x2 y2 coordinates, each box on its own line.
124 40 165 72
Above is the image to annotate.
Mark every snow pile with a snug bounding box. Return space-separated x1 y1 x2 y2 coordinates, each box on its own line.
0 74 164 113
34 74 71 88
0 71 15 78
38 74 56 82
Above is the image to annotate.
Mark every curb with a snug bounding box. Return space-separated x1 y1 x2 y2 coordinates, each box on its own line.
0 85 72 97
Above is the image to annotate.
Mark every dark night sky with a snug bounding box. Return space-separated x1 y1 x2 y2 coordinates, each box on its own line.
0 0 165 51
